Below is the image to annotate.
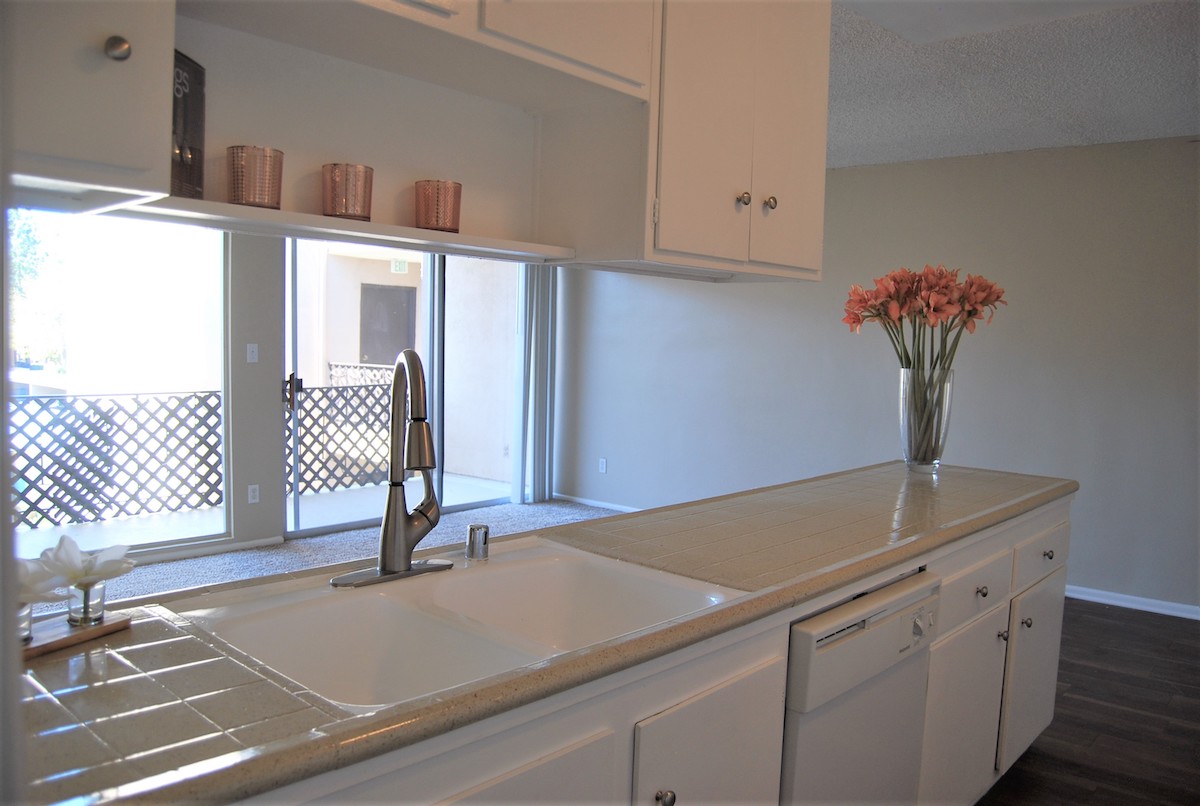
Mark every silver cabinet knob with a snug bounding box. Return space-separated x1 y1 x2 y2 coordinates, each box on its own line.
1022 617 1034 628
736 191 752 205
1043 549 1055 560
104 35 132 61
763 195 778 210
656 791 677 806
997 629 1010 641
976 585 989 598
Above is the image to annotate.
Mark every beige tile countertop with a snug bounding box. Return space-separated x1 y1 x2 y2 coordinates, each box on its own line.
19 462 1078 804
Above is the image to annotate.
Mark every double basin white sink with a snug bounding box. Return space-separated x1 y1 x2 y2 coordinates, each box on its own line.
170 537 744 710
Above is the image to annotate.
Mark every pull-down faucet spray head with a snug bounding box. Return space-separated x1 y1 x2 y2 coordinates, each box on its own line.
396 349 436 476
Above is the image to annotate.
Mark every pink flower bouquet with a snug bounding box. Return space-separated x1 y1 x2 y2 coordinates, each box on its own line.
843 264 1005 370
844 264 1006 468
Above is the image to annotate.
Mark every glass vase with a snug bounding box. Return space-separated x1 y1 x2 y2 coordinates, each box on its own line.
17 602 33 644
899 368 953 473
68 580 106 627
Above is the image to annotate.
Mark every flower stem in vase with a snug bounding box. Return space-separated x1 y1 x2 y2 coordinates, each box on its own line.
900 368 953 471
68 580 106 627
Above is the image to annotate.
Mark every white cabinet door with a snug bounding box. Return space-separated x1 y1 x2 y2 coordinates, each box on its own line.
746 0 830 270
447 730 618 803
997 566 1067 771
654 0 756 263
919 605 1010 804
653 0 829 273
6 0 174 210
534 0 830 278
479 0 654 91
632 656 786 805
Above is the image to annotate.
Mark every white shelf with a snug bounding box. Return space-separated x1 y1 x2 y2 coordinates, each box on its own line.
131 197 575 264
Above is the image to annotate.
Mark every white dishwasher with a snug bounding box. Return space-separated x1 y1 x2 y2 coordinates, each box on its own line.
780 571 940 804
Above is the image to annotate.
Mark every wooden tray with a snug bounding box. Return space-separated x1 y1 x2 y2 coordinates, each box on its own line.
22 611 132 661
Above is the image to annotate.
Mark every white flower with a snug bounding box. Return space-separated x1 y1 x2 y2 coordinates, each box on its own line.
39 535 135 588
16 557 67 604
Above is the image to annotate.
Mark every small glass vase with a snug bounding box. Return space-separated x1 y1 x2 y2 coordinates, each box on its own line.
68 580 106 627
17 602 34 644
899 367 953 473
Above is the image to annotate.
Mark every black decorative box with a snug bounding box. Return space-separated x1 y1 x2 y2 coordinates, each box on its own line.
171 50 205 198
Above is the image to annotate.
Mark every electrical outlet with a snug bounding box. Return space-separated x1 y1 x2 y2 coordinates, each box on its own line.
247 484 260 504
598 458 607 474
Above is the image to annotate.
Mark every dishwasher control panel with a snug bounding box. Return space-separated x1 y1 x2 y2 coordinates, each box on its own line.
786 571 941 713
904 601 935 652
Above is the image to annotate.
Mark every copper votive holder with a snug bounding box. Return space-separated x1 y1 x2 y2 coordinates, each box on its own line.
228 145 284 209
414 179 462 232
322 163 374 221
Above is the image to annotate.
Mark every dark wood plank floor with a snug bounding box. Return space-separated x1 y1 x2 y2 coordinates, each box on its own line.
978 597 1200 805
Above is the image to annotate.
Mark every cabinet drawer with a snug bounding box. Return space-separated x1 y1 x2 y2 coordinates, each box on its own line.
1013 522 1069 592
939 552 1012 635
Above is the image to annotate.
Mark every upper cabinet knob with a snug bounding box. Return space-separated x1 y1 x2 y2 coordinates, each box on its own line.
104 35 132 61
736 191 752 206
1043 549 1055 560
764 195 778 210
656 791 677 806
976 585 989 598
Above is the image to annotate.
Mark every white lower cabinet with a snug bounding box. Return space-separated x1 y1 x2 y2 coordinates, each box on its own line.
919 514 1071 804
997 566 1068 771
920 605 1010 803
632 657 786 804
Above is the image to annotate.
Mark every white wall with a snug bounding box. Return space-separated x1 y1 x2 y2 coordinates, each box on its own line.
227 235 287 543
554 137 1198 609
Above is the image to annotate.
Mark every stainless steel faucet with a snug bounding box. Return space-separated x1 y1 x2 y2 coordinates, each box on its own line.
331 349 451 587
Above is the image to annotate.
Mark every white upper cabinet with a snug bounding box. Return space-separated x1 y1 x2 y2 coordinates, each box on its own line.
5 0 175 212
654 1 757 264
746 0 830 270
657 0 828 272
537 0 832 280
478 0 654 94
178 0 653 108
4 0 830 278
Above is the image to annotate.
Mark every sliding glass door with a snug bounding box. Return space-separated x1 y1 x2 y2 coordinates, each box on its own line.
283 242 528 534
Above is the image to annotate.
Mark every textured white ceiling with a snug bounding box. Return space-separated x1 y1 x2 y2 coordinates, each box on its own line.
828 0 1200 167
